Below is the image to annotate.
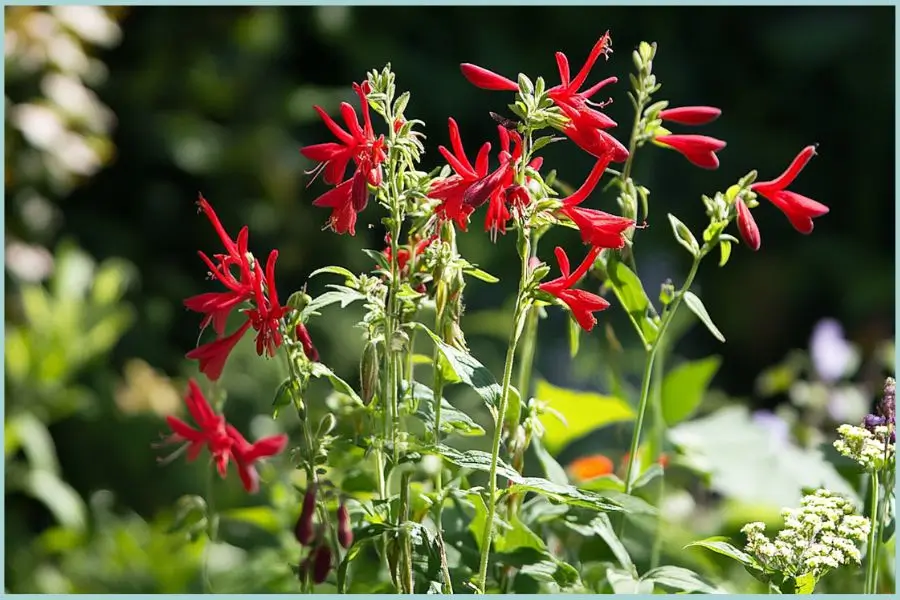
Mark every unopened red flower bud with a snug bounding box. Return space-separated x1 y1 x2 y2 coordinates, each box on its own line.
735 198 761 251
337 502 353 549
659 106 721 126
296 324 319 362
312 544 332 584
295 483 317 546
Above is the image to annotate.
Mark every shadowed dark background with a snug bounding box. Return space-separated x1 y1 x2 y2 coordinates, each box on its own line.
4 5 895 592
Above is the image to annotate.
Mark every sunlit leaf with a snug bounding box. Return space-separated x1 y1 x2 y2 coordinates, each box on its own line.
661 356 721 426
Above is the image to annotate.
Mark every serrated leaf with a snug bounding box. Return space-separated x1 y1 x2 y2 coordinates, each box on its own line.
642 565 726 594
428 444 521 482
535 378 634 454
661 356 721 426
411 323 502 410
683 290 725 343
507 477 635 514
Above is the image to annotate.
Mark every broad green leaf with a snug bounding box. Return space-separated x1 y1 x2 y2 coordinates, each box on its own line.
682 290 725 343
534 378 634 454
410 381 485 437
219 506 281 534
793 572 818 594
531 437 568 485
310 362 363 405
566 514 633 572
661 356 721 426
631 463 664 490
642 565 726 594
303 286 367 317
607 567 653 594
428 444 521 482
671 406 859 507
411 323 502 411
685 537 760 569
506 477 641 514
604 253 659 345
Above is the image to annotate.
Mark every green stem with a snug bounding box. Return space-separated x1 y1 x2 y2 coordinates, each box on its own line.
623 252 703 497
476 234 531 594
649 342 666 570
864 471 880 594
431 288 454 593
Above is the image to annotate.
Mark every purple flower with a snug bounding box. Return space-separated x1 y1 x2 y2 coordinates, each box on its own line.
809 318 853 383
752 410 789 446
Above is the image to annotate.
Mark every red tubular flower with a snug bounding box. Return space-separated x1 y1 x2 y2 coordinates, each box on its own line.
429 118 491 230
735 198 761 251
460 63 518 91
655 134 726 170
539 246 610 331
186 320 253 381
659 106 721 126
548 32 617 129
226 424 289 494
295 324 319 362
301 81 387 236
159 380 287 494
558 102 628 162
247 250 291 358
750 145 828 234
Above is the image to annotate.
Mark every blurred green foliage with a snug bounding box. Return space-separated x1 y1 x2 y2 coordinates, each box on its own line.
4 5 894 593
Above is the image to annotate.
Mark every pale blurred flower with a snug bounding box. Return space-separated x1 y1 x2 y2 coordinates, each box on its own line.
809 318 854 383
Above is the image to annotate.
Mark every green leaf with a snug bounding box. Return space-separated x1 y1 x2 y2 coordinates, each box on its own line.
792 572 818 594
506 477 639 514
661 356 722 426
682 291 725 343
667 213 700 256
308 265 358 282
566 514 633 572
303 285 367 317
631 463 664 490
719 239 732 267
607 567 654 594
531 437 569 485
462 266 499 284
534 378 634 454
531 135 563 154
605 253 659 345
410 381 485 437
310 362 363 405
685 537 760 569
411 323 502 411
219 506 281 534
428 444 521 482
642 565 726 594
361 248 391 272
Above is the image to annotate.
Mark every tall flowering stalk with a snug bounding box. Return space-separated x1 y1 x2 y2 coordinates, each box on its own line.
158 27 837 596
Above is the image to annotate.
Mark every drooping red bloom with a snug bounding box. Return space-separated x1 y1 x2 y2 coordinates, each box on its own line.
301 81 387 235
295 324 319 362
539 246 610 331
159 379 288 493
185 196 292 381
226 423 289 494
459 63 518 91
429 117 491 230
655 134 726 170
556 155 635 249
735 197 761 251
659 106 721 126
750 145 828 234
558 103 629 162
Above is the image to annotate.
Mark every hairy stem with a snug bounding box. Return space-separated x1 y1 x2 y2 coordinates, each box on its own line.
476 233 531 594
864 471 880 594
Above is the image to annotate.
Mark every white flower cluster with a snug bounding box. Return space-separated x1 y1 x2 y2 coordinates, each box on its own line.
742 489 870 580
833 424 894 471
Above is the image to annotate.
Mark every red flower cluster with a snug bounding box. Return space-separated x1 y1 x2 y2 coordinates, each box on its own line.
461 31 628 163
429 119 542 237
539 246 609 332
185 196 311 381
655 105 725 169
300 81 387 235
160 379 288 493
382 232 438 275
737 145 829 250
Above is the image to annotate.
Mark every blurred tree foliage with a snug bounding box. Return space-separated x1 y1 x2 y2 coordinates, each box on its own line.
4 5 894 593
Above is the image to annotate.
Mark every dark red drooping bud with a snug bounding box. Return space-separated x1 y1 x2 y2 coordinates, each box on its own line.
351 170 369 212
735 198 761 251
295 324 319 362
294 483 317 546
312 544 332 584
337 502 353 549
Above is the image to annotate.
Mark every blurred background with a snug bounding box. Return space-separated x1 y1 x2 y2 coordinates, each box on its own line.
4 5 895 593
